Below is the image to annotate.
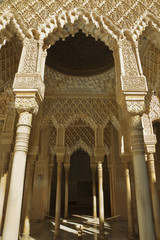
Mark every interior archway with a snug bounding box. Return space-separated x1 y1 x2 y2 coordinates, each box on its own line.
46 30 114 76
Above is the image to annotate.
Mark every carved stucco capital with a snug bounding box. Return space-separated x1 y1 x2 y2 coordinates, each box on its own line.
146 144 156 154
94 147 105 163
126 100 146 115
15 97 39 115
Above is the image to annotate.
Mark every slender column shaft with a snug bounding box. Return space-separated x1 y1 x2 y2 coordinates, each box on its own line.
92 168 97 218
22 163 35 240
54 161 63 240
107 164 114 217
130 116 155 240
0 172 8 235
0 151 9 235
98 162 104 236
147 153 160 240
124 162 135 239
64 168 69 219
2 112 32 240
47 166 54 216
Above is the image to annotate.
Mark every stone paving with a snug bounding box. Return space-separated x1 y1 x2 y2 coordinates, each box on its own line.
29 215 138 240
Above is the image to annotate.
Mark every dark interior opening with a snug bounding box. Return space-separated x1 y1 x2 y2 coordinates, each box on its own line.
46 30 114 76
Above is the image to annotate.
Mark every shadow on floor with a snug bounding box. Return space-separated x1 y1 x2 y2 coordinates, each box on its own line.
29 215 134 240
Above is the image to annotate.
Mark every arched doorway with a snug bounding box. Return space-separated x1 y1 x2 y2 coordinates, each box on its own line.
68 149 92 216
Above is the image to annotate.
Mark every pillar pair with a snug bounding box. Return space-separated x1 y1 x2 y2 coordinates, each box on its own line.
2 37 46 240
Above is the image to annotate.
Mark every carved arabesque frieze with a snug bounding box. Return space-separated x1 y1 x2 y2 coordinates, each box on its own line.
44 66 116 96
41 97 119 129
13 74 45 99
21 39 38 74
149 94 160 121
122 76 147 92
121 39 139 76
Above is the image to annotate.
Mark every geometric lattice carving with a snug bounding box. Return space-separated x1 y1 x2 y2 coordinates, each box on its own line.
49 126 56 147
65 126 94 148
104 127 111 148
41 97 119 129
0 40 19 90
141 43 160 91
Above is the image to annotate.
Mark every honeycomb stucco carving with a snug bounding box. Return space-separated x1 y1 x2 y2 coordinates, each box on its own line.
0 0 160 47
44 66 116 96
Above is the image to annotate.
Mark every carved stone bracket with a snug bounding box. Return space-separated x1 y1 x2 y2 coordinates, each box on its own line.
13 73 45 100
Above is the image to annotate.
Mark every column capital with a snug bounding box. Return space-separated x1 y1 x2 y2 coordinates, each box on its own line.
94 148 105 163
64 163 70 172
121 153 132 165
90 163 97 171
55 147 65 157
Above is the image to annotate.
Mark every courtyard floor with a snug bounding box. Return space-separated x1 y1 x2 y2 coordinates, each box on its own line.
29 215 138 240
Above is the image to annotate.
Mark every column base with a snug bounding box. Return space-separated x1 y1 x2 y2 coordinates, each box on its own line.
53 232 61 240
20 233 32 240
98 232 107 240
127 233 137 240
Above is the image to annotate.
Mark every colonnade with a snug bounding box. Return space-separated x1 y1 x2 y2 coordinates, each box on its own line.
0 34 159 240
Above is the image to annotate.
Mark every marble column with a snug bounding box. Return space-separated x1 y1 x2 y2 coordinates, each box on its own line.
147 151 160 240
130 115 155 240
123 159 135 239
107 162 114 217
0 150 10 235
2 111 32 240
91 165 97 218
54 155 64 240
47 161 54 216
97 161 104 238
64 164 70 219
21 161 35 240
